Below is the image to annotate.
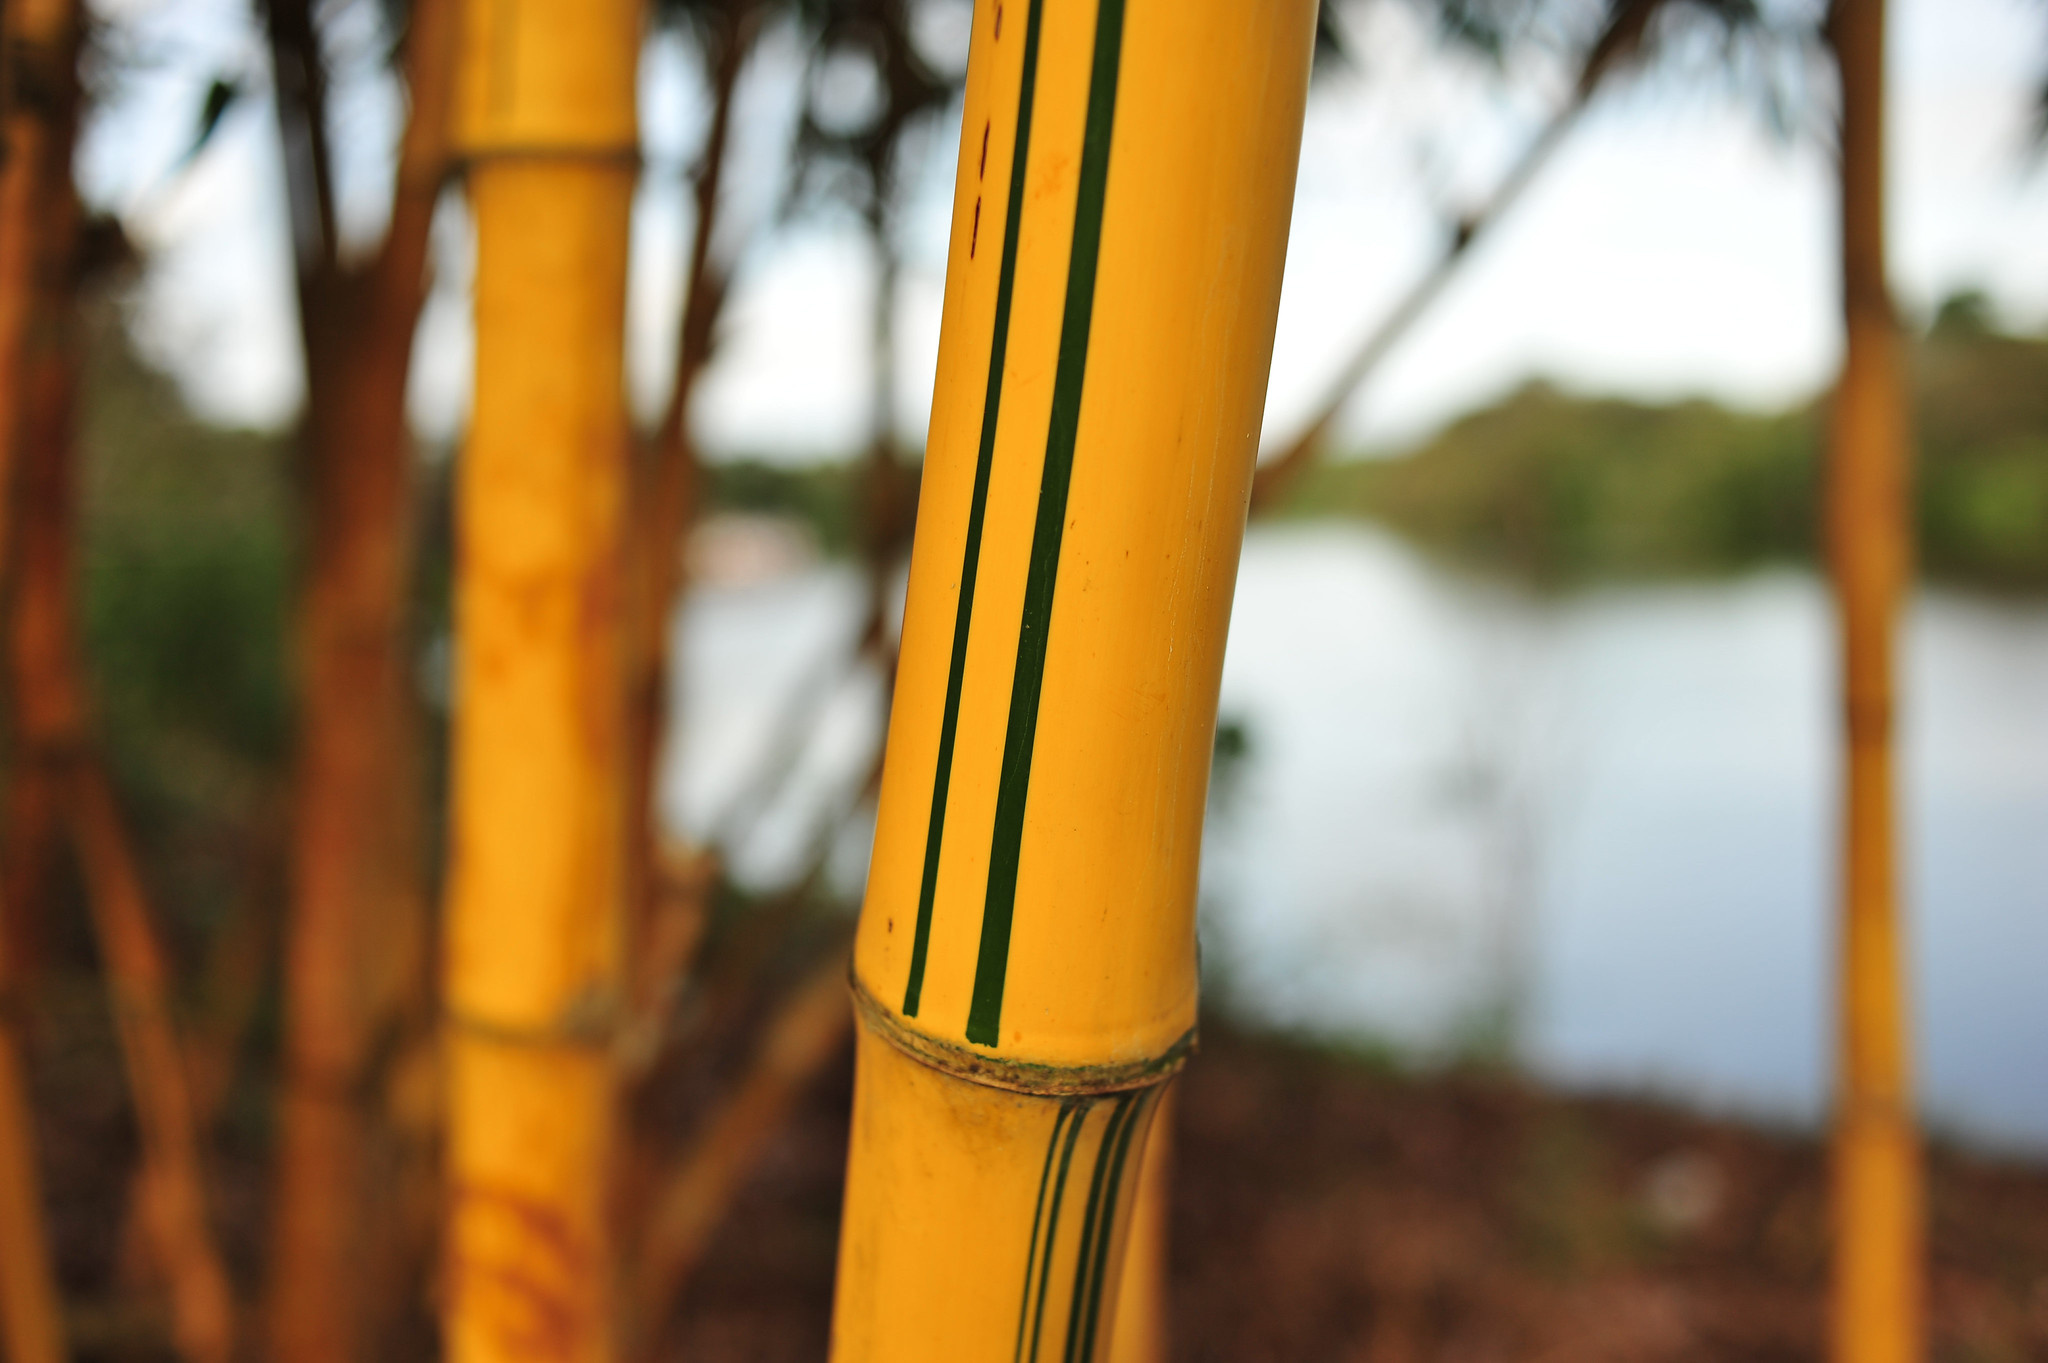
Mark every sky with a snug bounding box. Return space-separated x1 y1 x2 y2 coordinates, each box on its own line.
80 0 2048 459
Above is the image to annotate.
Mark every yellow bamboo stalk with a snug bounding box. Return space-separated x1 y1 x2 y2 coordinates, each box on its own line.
1107 1085 1174 1363
830 3 1314 1358
442 1 640 1359
1825 2 1921 1361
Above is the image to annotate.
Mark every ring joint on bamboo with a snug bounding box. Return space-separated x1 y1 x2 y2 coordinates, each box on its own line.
453 145 642 172
441 996 622 1052
849 970 1193 1098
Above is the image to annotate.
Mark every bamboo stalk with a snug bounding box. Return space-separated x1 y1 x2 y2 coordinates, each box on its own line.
0 4 70 1353
262 0 460 1353
0 0 81 1005
1247 0 1671 514
68 764 236 1363
0 993 64 1363
1107 1084 1174 1363
115 821 279 1311
4 1 236 1353
830 3 1314 1358
442 2 641 1359
1824 2 1921 1360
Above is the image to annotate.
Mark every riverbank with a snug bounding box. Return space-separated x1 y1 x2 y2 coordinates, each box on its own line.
671 1027 2048 1361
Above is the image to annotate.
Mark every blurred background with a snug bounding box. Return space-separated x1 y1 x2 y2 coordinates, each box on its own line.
8 0 2048 1358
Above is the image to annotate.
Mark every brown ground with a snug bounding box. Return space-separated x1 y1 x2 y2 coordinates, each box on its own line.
671 1029 2048 1363
28 989 2048 1361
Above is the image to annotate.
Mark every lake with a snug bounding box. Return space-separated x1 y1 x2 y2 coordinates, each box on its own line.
662 521 2048 1155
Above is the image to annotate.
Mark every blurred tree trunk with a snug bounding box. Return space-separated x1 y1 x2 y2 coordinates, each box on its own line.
2 7 238 1358
0 4 68 1357
258 0 458 1356
1824 2 1922 1361
441 0 639 1358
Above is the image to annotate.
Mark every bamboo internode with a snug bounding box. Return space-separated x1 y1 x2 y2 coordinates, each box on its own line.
267 0 457 1355
443 2 641 1360
0 4 69 1356
832 1 1315 1357
1826 1 1922 1359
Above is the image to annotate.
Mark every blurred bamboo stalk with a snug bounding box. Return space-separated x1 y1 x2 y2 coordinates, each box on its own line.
1247 0 1675 514
115 827 279 1304
0 992 63 1363
4 1 236 1356
260 0 460 1353
0 1 70 1353
1824 1 1922 1360
15 273 241 1363
831 2 1314 1356
442 0 640 1358
68 765 236 1363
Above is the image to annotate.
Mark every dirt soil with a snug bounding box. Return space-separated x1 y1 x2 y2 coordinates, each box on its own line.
670 1029 2048 1363
29 993 2048 1362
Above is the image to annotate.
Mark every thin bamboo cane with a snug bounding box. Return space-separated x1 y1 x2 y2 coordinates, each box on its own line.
830 3 1314 1358
0 0 70 1004
443 2 641 1359
0 991 64 1363
1825 2 1921 1360
114 819 279 1317
4 1 236 1353
264 0 460 1353
0 3 69 1352
68 763 236 1363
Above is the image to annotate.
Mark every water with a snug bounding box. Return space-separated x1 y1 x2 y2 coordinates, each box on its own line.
662 522 2048 1154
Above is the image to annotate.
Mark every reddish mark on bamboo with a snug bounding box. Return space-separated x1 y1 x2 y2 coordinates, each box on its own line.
448 1182 599 1359
979 121 989 179
447 1256 586 1361
970 198 981 257
578 561 627 755
452 1181 593 1277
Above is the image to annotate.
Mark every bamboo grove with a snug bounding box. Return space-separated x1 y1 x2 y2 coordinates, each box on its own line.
0 0 1986 1358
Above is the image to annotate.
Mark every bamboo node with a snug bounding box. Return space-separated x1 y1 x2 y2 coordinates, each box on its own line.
454 145 642 171
443 989 622 1051
849 971 1193 1098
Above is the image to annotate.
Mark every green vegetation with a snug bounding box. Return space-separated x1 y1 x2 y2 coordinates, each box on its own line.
1280 295 2048 591
78 307 295 807
77 304 296 818
700 459 867 556
71 306 296 953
